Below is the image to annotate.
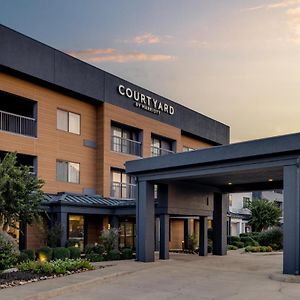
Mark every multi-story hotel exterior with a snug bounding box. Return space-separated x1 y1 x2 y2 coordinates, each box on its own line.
0 25 229 251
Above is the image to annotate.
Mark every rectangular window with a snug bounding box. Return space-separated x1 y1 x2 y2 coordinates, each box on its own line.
111 124 141 156
68 215 85 251
151 135 174 157
57 109 80 134
183 146 196 152
243 197 251 208
56 160 80 183
110 168 136 199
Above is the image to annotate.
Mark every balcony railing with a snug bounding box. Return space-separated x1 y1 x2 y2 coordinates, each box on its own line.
151 146 175 157
0 110 36 137
111 135 142 156
110 182 136 200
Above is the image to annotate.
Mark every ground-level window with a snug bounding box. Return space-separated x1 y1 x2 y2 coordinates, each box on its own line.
110 168 136 199
56 160 80 183
68 215 84 251
57 109 81 135
119 220 136 249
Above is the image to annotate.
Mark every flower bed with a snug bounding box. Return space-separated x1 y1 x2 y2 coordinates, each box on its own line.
0 259 98 289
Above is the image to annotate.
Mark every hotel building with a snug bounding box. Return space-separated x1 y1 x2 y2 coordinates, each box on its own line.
0 25 229 251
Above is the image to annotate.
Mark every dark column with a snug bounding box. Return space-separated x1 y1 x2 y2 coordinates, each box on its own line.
283 165 300 275
184 219 191 250
110 215 119 229
159 214 169 259
213 193 228 255
57 212 68 247
19 222 27 250
136 180 155 262
199 216 208 256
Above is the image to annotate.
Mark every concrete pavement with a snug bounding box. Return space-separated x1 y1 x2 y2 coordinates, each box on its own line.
1 251 300 300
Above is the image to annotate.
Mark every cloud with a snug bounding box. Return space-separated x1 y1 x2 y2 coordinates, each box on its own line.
189 40 210 49
243 0 300 12
133 33 161 44
67 48 176 63
287 6 300 38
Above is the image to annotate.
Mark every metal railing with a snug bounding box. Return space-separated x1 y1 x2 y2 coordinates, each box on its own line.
0 110 36 137
151 146 175 157
110 182 136 199
111 135 142 156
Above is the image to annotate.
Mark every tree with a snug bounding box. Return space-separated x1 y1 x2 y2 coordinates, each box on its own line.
247 198 281 232
0 152 44 232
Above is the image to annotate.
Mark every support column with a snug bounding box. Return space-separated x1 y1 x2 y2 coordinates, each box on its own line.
283 164 300 275
213 193 228 255
199 216 208 256
57 212 68 247
184 219 191 250
159 214 169 259
136 180 155 262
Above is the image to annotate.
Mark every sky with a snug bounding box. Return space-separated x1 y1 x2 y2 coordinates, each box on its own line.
1 0 300 142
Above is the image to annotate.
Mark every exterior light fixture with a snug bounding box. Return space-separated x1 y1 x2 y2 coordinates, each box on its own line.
268 179 273 182
228 182 232 185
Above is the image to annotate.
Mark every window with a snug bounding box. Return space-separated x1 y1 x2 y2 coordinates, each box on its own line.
68 215 84 251
111 125 141 156
110 168 136 199
183 146 196 152
57 109 80 134
243 197 251 208
56 160 80 183
229 194 233 207
151 136 174 157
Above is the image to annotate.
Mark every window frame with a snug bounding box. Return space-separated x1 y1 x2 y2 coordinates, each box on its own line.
56 159 80 184
57 108 81 135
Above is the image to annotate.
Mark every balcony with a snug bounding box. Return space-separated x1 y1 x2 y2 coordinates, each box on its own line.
0 110 36 137
110 182 136 200
111 135 142 156
151 146 175 157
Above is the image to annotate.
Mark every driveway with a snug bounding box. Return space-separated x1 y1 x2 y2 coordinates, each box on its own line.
50 251 300 300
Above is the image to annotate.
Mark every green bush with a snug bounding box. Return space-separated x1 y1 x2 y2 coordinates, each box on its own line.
269 243 281 251
68 247 81 259
37 247 53 261
121 248 133 260
228 245 238 250
18 258 94 275
0 231 19 270
232 241 244 248
47 223 64 248
227 236 240 245
245 245 273 253
240 236 259 247
85 244 105 255
22 249 36 261
107 249 121 261
208 239 213 253
257 227 283 249
52 247 70 260
208 228 213 240
239 233 249 238
86 253 104 262
100 228 119 254
18 251 29 263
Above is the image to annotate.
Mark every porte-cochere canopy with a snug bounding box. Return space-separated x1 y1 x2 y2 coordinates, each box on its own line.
126 132 300 275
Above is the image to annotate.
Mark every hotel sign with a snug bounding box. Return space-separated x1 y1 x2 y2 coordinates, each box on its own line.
118 85 175 116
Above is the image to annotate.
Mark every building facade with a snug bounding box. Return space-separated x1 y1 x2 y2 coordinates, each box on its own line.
0 25 229 251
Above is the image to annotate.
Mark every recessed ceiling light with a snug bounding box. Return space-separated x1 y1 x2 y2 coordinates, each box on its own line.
268 179 273 182
228 182 232 185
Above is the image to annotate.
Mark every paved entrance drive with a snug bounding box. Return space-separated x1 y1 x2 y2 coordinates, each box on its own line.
51 251 299 300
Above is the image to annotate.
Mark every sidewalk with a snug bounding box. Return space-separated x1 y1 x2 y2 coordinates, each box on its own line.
0 259 157 300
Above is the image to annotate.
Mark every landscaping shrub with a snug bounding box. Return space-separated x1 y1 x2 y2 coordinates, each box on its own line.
227 236 240 245
68 246 81 259
52 247 70 260
107 249 121 260
269 243 281 251
86 253 104 262
22 249 36 261
245 245 273 253
18 258 94 275
121 248 133 260
208 239 213 253
37 247 53 261
100 228 119 254
239 233 249 238
188 233 198 251
228 245 238 250
232 241 244 248
240 236 259 247
18 251 30 263
85 244 105 256
47 223 63 248
208 228 213 240
257 227 283 249
0 231 19 270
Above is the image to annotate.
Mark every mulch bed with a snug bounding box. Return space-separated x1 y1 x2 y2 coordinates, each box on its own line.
0 265 107 289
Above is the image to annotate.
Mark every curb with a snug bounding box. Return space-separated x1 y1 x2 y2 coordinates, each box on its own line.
23 270 133 300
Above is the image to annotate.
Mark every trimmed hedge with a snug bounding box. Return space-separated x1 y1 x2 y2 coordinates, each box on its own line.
37 247 53 262
68 247 81 259
245 246 272 253
121 248 133 260
228 245 238 250
232 241 244 248
86 253 104 262
257 227 283 249
19 249 35 262
227 236 240 245
240 236 259 247
52 247 70 260
107 249 121 260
